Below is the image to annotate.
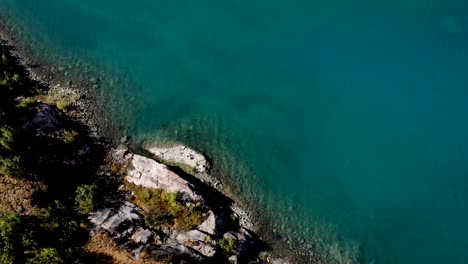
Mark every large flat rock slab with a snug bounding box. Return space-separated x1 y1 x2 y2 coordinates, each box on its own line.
126 153 202 201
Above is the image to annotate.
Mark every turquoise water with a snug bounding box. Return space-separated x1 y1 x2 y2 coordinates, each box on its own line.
2 0 468 263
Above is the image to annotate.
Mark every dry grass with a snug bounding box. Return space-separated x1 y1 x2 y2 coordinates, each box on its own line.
0 175 41 215
84 232 163 264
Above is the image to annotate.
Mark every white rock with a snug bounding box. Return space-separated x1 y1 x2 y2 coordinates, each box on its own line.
146 145 209 174
126 154 202 201
198 210 217 235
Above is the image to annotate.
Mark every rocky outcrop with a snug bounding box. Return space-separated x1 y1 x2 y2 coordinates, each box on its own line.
88 202 149 240
88 201 208 262
22 103 62 136
100 146 262 263
114 146 202 201
147 145 209 174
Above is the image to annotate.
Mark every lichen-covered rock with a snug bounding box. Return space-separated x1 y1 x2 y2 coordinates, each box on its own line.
125 153 202 201
146 145 209 174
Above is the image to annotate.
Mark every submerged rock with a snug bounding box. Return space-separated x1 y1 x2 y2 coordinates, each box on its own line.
146 145 209 174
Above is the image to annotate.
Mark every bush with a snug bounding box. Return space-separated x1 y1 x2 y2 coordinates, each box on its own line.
1 53 7 63
75 184 97 214
11 74 20 83
63 130 78 144
56 100 68 111
0 73 20 90
126 182 206 230
218 238 235 254
16 97 36 109
0 213 32 262
0 252 14 264
0 213 20 250
26 248 63 264
0 126 14 151
0 156 24 178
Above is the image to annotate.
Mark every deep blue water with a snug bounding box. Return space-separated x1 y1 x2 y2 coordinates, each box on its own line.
1 1 468 263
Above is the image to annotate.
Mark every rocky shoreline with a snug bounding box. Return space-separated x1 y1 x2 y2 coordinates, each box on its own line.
0 25 306 263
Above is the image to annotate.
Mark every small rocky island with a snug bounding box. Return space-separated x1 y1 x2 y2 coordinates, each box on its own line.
0 39 294 263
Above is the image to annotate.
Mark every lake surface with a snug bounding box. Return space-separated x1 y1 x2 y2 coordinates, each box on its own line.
1 0 468 263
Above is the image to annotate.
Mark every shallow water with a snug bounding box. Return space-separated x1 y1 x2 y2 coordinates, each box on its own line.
1 0 468 263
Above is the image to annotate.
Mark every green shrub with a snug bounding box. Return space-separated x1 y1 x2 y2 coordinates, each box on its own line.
1 53 7 63
0 213 31 262
11 74 20 83
16 97 36 109
56 100 68 111
0 75 13 90
218 238 235 254
0 252 14 264
162 192 181 207
63 130 78 144
126 182 206 230
0 156 24 178
0 126 14 151
26 248 63 264
75 184 97 214
0 213 19 249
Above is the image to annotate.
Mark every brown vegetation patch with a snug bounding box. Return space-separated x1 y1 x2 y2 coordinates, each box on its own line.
0 175 41 215
84 232 162 264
